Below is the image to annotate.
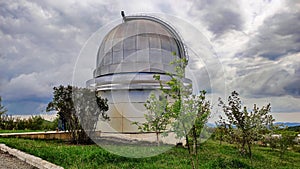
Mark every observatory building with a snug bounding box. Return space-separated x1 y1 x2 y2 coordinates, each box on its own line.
87 13 191 133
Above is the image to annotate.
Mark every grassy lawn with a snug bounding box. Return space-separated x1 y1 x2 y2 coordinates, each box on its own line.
0 137 300 169
0 130 44 133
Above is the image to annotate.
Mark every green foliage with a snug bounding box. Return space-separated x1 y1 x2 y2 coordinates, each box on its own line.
73 87 109 140
164 58 211 156
137 56 211 168
218 91 274 158
0 96 7 117
0 96 8 129
275 130 297 158
210 157 251 169
46 85 74 128
0 129 44 133
172 90 211 155
264 129 298 159
189 91 211 141
1 138 300 169
0 97 57 131
46 85 109 144
214 121 230 145
0 115 55 131
287 125 300 132
45 117 59 130
133 93 170 146
133 57 191 146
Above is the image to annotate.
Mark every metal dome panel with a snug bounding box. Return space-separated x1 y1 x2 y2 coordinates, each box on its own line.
94 17 185 77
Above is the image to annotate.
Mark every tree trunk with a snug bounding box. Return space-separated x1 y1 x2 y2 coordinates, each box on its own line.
241 135 246 155
247 141 252 166
186 135 191 154
156 132 160 146
193 125 200 168
192 125 197 155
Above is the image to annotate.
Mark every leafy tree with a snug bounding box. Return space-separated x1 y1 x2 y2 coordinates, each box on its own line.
214 121 227 145
0 96 7 118
172 91 211 154
133 57 189 147
133 93 170 146
136 56 211 169
73 87 109 140
262 123 282 148
46 85 109 144
218 91 274 160
174 91 211 169
0 96 8 129
189 91 211 154
47 85 75 136
277 130 297 159
29 116 44 130
265 127 297 159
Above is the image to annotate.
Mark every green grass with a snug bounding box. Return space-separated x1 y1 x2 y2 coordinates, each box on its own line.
0 130 44 133
0 137 300 169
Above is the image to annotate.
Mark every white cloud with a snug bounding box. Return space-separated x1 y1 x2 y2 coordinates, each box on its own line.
2 73 51 100
238 10 300 60
0 0 299 122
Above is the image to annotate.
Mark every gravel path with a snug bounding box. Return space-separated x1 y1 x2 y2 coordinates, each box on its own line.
0 150 37 169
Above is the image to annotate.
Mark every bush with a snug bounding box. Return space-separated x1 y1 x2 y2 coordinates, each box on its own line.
0 115 57 131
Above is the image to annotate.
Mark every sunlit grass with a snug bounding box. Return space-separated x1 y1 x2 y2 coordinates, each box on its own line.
0 137 300 169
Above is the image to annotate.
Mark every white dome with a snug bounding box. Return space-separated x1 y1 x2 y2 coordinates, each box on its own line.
94 16 186 77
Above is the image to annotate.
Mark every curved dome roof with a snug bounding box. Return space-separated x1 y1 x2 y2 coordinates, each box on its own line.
94 16 186 78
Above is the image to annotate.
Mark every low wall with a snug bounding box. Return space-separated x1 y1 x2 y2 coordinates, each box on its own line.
0 131 72 141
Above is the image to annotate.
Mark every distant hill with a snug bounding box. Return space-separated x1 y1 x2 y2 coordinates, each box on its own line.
206 122 216 128
274 122 300 127
287 125 300 132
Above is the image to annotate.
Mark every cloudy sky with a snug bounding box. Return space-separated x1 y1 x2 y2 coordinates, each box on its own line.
0 0 299 122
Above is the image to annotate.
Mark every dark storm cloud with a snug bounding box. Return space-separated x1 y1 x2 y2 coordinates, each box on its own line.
0 1 115 87
239 12 300 60
283 67 300 97
3 99 48 115
229 1 300 101
229 54 300 99
0 0 115 114
284 79 300 97
189 0 243 36
1 0 299 117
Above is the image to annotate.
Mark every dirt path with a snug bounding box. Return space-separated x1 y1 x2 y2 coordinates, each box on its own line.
0 150 37 169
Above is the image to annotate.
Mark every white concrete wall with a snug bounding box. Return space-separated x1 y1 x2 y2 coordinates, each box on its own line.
96 89 160 133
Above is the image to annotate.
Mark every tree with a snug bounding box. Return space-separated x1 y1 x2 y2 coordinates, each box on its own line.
265 127 297 159
46 85 109 144
26 116 44 130
47 85 76 139
0 96 7 117
215 120 227 145
133 57 189 146
73 87 109 140
218 91 274 160
133 93 170 146
171 90 211 169
172 91 211 154
136 56 211 169
0 96 8 129
277 130 297 159
189 91 211 155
